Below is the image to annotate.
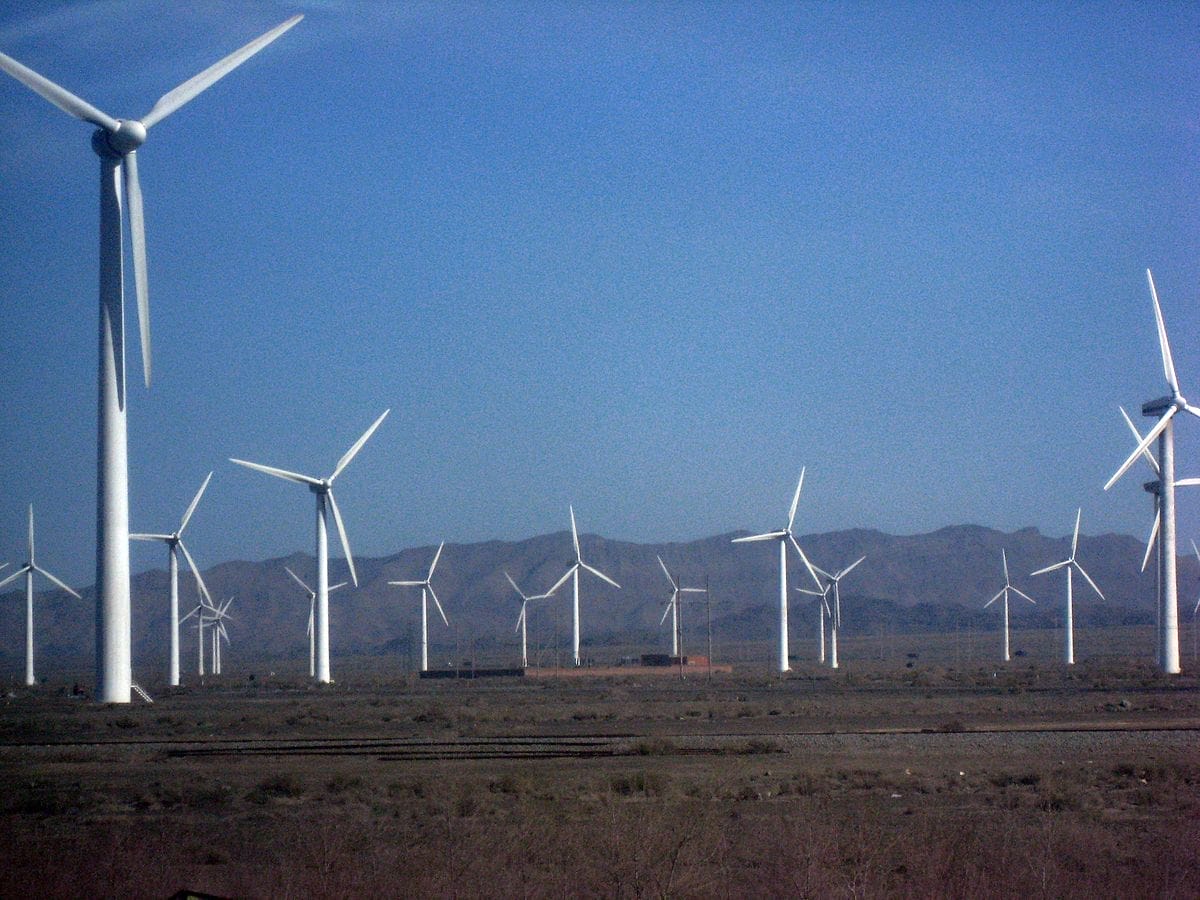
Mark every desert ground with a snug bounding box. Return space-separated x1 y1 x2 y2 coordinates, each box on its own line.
1 626 1198 898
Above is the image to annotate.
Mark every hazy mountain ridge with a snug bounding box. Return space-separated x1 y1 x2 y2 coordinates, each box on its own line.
0 524 1192 673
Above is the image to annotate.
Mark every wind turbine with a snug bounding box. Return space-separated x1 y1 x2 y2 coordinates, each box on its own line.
656 556 705 658
1030 510 1104 665
983 550 1036 662
545 507 620 667
130 472 214 686
284 567 347 679
504 571 552 669
181 599 212 676
1105 270 1200 674
231 408 389 684
732 469 823 673
0 15 303 704
209 598 234 675
795 580 832 664
0 506 81 686
389 543 449 672
814 556 866 670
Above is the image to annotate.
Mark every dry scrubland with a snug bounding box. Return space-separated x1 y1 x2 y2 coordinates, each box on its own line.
1 633 1199 898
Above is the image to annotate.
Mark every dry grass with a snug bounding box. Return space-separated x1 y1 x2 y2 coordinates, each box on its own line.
0 657 1198 897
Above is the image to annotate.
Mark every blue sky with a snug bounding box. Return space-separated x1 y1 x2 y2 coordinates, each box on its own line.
0 1 1197 586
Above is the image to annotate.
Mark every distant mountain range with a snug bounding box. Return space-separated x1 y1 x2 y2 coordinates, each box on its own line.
2 524 1195 675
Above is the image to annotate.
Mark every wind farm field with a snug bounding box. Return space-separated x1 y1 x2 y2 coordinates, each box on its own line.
1 637 1198 898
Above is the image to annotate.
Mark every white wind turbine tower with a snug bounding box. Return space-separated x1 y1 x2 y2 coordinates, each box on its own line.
0 506 81 685
732 469 823 673
231 408 389 684
389 543 450 672
657 556 705 658
505 571 552 669
546 507 620 667
1030 510 1104 665
0 15 303 704
130 472 214 686
181 599 213 676
983 550 1036 662
284 567 347 679
1105 270 1200 675
814 556 866 670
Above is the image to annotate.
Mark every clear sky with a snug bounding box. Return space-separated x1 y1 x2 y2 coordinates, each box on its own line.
0 1 1197 586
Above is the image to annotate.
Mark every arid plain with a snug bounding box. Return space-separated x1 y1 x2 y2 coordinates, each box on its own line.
2 626 1198 898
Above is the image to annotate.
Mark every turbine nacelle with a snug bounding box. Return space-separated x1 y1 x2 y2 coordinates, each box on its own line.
92 119 147 157
1142 395 1184 417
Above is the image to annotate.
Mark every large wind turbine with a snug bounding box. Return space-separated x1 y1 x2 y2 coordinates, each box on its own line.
231 408 389 684
814 556 866 670
545 507 620 667
0 506 81 685
505 571 552 669
130 472 214 686
732 469 823 673
284 567 346 679
388 542 449 672
1105 270 1200 674
656 556 705 658
1030 510 1103 665
0 15 303 703
983 550 1036 662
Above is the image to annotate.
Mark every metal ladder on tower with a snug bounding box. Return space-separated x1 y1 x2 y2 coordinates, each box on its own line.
130 682 153 704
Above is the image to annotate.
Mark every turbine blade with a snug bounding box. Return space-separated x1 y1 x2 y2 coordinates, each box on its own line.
123 151 151 387
1070 508 1081 558
0 51 120 130
328 581 348 593
330 408 390 482
388 580 424 587
787 468 806 531
427 585 450 627
515 605 525 633
984 588 1004 609
1193 540 1200 565
569 506 580 560
1142 511 1160 572
32 565 81 599
680 587 706 594
427 541 444 581
284 565 312 594
27 505 34 564
129 533 172 541
659 601 673 627
1176 477 1200 487
1146 269 1179 393
1073 562 1105 601
580 561 620 589
1030 560 1069 577
140 14 304 129
178 540 213 606
0 566 32 592
546 566 576 597
788 534 823 591
732 530 787 543
179 471 213 535
1002 549 1009 583
504 570 527 600
1105 409 1174 491
326 490 357 587
229 457 321 486
1011 586 1036 605
838 555 867 580
657 555 678 590
1120 406 1160 474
